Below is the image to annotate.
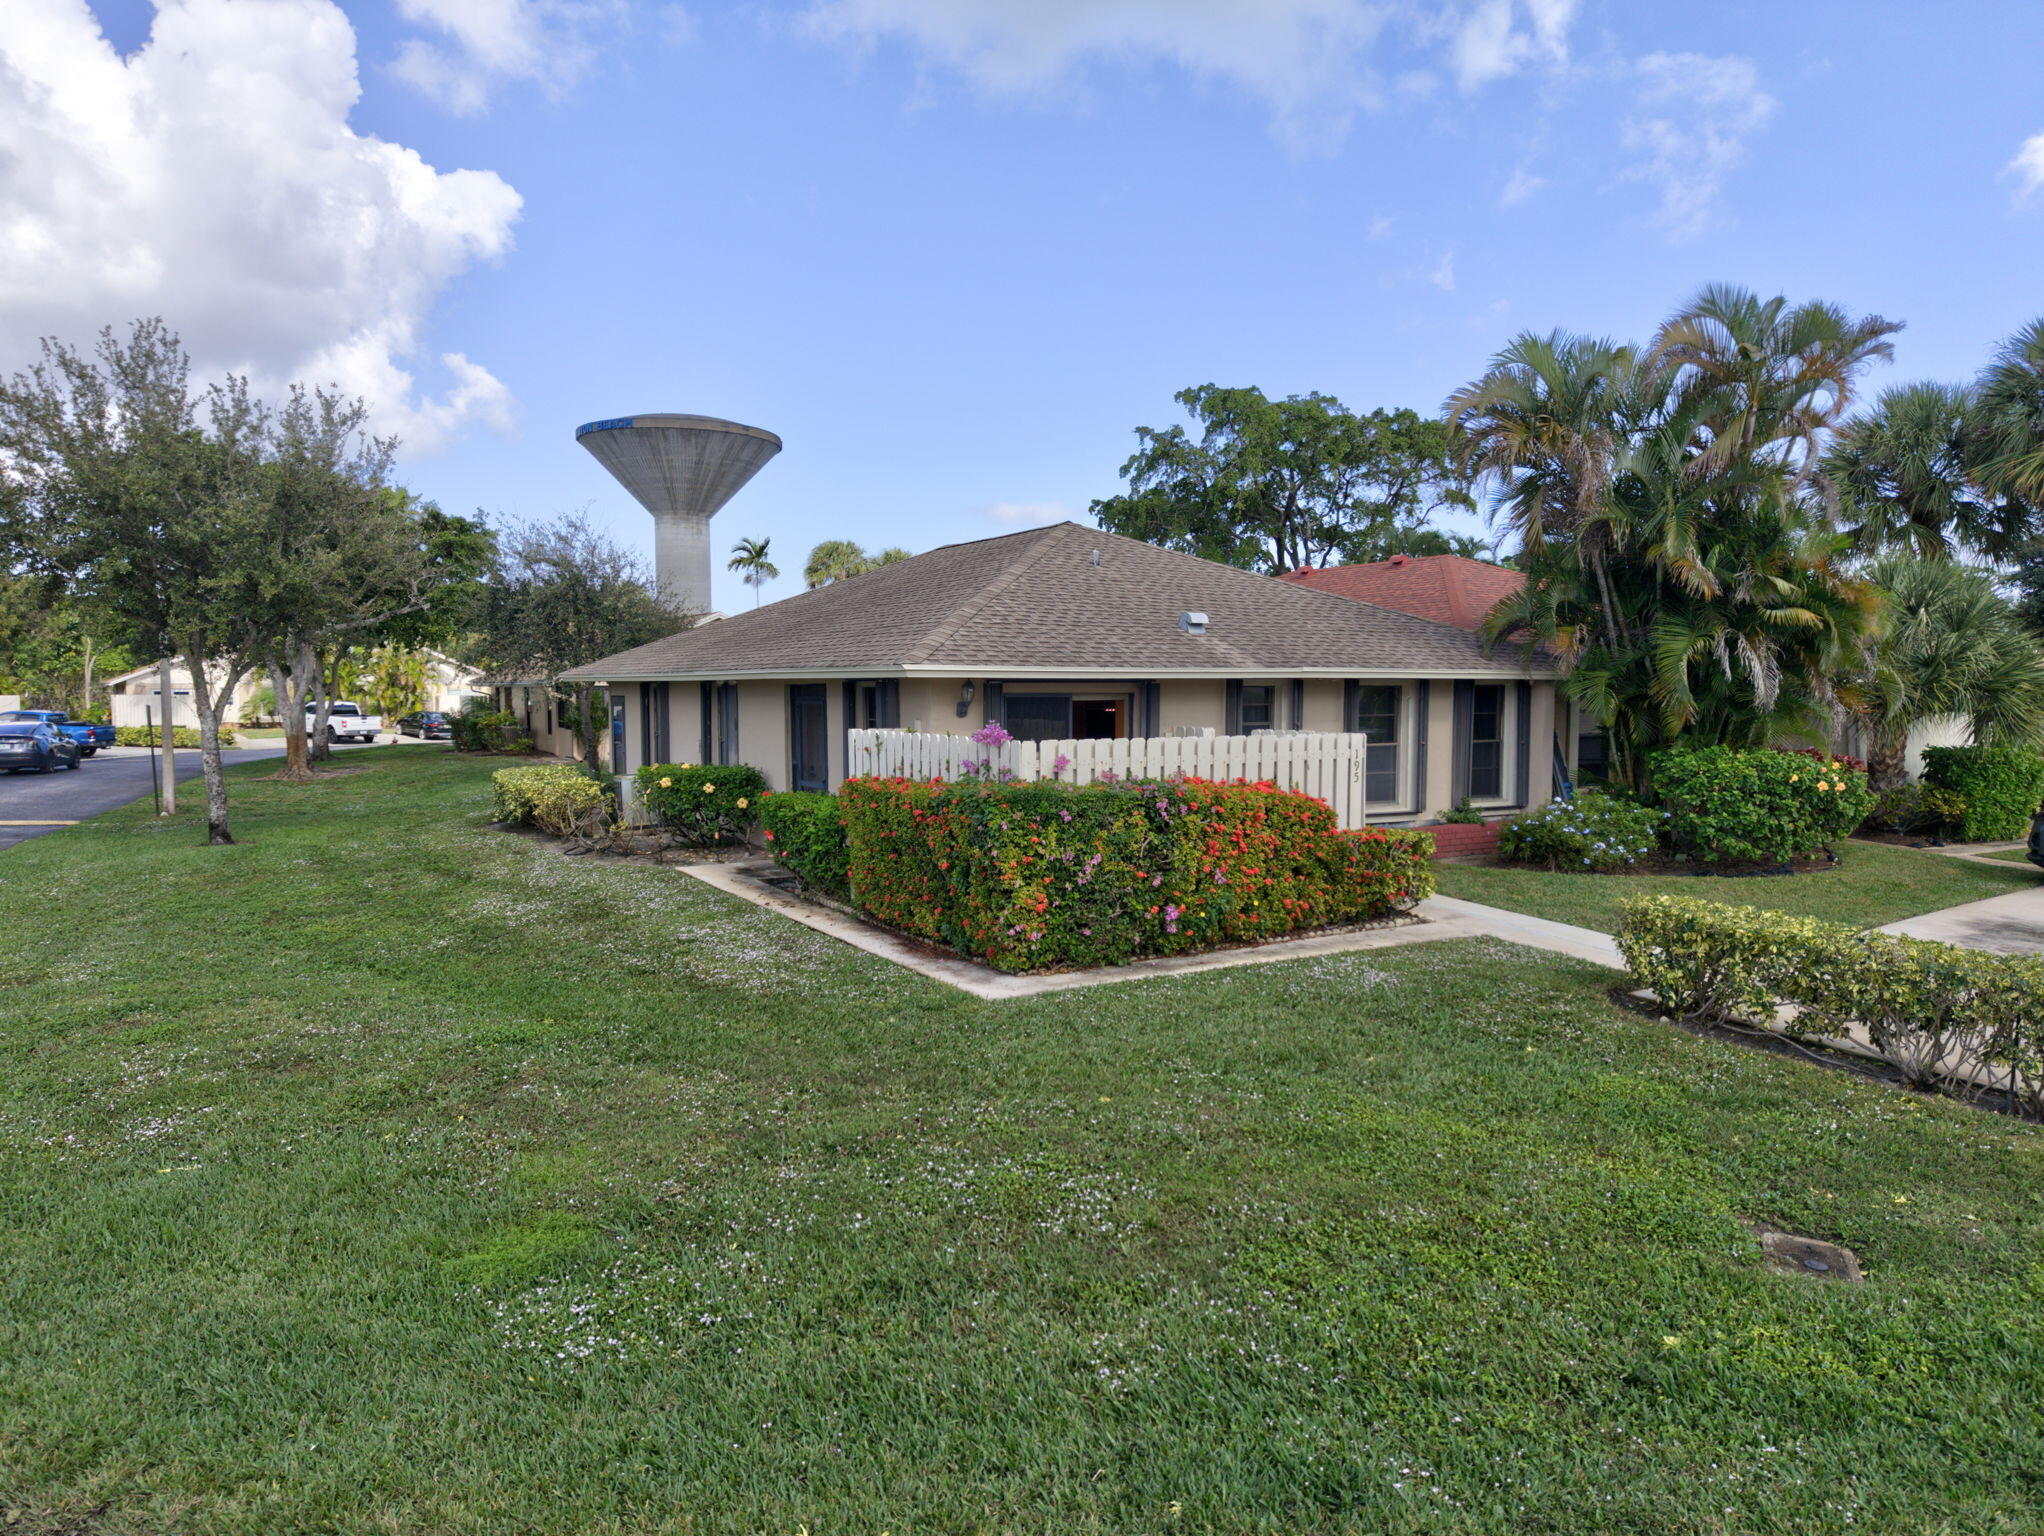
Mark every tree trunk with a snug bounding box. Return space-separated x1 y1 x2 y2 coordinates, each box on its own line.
573 684 602 768
182 646 243 845
1867 725 1909 792
271 643 321 781
310 651 339 762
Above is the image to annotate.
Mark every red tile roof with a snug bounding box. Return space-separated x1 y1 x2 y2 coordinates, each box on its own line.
1278 553 1523 633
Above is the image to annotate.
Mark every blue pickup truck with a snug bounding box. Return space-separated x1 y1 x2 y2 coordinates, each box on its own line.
0 709 115 757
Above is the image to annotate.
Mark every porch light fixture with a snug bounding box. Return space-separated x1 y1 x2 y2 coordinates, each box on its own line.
956 680 976 717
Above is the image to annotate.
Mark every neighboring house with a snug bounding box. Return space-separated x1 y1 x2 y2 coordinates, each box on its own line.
487 679 610 766
103 651 484 730
562 523 1563 824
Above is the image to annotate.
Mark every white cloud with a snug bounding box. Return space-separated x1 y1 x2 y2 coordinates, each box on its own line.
392 0 626 114
802 0 1580 152
1450 0 1575 91
1428 250 1456 290
983 500 1084 527
2010 132 2044 205
1499 164 1544 206
1622 52 1776 241
0 0 521 454
1367 214 1396 240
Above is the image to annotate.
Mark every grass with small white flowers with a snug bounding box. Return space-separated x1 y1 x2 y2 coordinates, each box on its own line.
2 750 2041 1535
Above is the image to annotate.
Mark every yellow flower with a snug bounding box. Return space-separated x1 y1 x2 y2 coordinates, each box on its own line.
735 797 749 809
658 776 672 788
1789 774 1799 783
1660 1334 1684 1350
703 782 716 793
678 763 694 770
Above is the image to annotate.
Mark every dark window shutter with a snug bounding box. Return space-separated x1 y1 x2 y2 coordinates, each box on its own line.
984 680 1003 728
1515 681 1532 805
841 680 855 784
879 678 900 728
1451 680 1475 803
1414 680 1430 805
1290 679 1305 731
1342 679 1361 734
1140 680 1160 737
651 682 670 763
698 682 713 764
1224 679 1244 736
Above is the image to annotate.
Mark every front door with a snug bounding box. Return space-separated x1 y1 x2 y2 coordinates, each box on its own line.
789 684 829 792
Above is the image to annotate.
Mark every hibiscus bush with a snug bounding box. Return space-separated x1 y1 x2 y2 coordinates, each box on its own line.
1650 746 1874 863
838 774 1434 973
635 762 767 846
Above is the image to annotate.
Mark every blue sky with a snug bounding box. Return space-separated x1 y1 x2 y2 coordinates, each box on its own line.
10 2 2044 610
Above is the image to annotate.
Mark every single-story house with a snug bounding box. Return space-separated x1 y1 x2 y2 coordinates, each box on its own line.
563 523 1563 825
103 651 485 730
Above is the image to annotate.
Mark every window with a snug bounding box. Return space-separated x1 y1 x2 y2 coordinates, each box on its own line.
1469 683 1505 799
1354 684 1401 804
856 682 881 730
1004 693 1070 742
1576 724 1610 782
1239 684 1275 731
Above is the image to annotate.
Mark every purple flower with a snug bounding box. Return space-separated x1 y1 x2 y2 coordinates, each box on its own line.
970 721 1013 748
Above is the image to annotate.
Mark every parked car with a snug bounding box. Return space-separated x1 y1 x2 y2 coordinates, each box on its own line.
0 709 114 756
0 720 82 773
396 710 452 740
311 701 382 744
2030 810 2044 871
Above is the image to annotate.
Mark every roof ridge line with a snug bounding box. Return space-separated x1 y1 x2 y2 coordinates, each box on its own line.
901 525 1067 666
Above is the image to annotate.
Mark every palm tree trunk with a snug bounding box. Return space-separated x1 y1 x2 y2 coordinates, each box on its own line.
1867 726 1909 792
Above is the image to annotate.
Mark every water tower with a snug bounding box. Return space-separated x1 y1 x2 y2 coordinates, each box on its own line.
575 414 783 614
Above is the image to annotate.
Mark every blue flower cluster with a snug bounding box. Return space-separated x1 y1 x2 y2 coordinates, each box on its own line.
1497 790 1664 872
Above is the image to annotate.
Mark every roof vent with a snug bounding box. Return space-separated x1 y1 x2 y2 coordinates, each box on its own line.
1090 548 1101 566
1178 611 1209 635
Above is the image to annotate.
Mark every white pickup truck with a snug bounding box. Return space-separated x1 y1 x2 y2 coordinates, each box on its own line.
312 700 383 744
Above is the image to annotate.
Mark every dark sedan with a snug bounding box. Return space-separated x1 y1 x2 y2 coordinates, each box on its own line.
0 721 82 773
2030 811 2044 870
396 711 452 740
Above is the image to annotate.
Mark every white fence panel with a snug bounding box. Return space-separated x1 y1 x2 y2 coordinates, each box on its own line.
846 728 1373 828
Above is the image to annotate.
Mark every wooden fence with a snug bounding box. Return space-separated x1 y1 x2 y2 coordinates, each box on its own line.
845 728 1374 829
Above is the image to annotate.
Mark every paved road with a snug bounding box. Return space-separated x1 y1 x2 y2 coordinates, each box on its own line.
0 741 433 852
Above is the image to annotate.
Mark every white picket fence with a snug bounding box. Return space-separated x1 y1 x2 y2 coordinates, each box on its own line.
845 728 1374 829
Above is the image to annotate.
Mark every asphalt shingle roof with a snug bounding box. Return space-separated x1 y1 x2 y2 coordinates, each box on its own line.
562 523 1553 680
1278 553 1524 632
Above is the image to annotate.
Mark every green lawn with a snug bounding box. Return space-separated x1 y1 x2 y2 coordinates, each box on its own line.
3 752 2043 1535
1432 836 2041 934
1983 846 2040 865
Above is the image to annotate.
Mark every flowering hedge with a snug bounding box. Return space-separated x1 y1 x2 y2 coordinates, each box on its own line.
634 762 766 846
759 791 851 900
838 775 1435 972
1649 746 1873 863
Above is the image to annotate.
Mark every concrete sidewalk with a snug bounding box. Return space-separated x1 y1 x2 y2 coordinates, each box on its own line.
1418 894 1623 969
1879 886 2044 955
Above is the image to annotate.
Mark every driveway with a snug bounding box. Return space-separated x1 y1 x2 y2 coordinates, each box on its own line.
1879 883 2044 955
0 740 437 852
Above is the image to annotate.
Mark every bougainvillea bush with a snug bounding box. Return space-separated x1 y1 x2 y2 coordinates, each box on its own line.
838 775 1435 972
1649 746 1874 864
634 762 767 846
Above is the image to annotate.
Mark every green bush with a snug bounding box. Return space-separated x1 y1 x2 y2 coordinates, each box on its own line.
760 791 850 900
492 764 608 836
113 725 236 748
1617 894 2044 1107
838 775 1434 973
635 762 768 846
1497 791 1663 871
1861 782 1969 836
1920 745 2044 841
451 703 518 753
1649 746 1873 863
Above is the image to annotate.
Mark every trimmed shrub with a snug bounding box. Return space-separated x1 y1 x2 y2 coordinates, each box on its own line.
492 764 605 828
760 791 850 900
1649 746 1873 863
114 725 236 748
1920 745 2044 841
1497 791 1662 871
838 775 1434 973
1861 782 1968 837
636 762 768 846
451 704 518 753
1618 894 2044 1108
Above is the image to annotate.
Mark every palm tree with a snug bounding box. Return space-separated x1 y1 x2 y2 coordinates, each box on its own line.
1853 556 2044 788
871 546 913 567
1823 382 2015 559
727 537 779 608
1973 317 2044 507
804 539 870 588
